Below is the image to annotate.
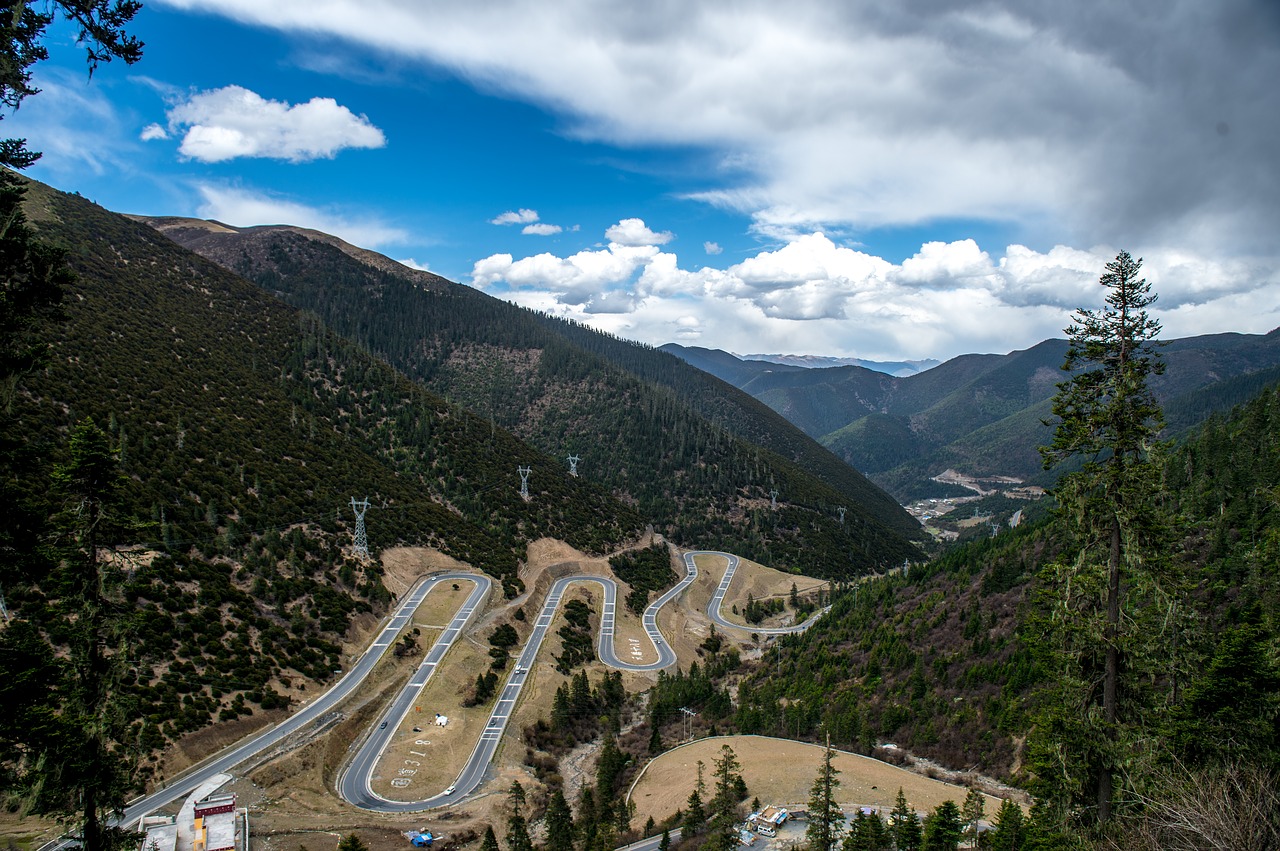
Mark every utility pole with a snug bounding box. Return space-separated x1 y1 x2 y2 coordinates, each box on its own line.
518 466 532 500
567 454 580 477
350 497 370 559
0 585 9 623
837 507 846 525
678 706 697 742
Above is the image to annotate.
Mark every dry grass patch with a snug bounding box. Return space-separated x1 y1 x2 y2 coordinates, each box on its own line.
629 736 1008 826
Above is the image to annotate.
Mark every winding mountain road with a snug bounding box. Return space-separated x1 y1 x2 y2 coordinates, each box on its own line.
104 571 490 833
692 550 830 635
339 550 826 812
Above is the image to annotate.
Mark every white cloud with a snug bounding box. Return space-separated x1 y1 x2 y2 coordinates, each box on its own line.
195 184 408 248
161 85 385 163
149 0 1280 258
523 223 562 236
704 241 723 255
491 208 540 225
605 218 673 246
397 257 432 271
470 222 1280 359
140 123 169 141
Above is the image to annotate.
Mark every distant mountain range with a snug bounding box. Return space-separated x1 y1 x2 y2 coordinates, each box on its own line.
736 352 940 376
664 333 1280 501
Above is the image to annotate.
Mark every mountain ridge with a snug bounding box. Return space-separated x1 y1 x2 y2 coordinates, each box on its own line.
138 215 925 575
664 332 1280 501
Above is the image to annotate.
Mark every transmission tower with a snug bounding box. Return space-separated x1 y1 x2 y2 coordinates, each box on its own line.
770 489 778 510
678 706 698 742
518 466 532 500
567 454 580 477
0 586 9 623
350 497 370 559
837 507 846 525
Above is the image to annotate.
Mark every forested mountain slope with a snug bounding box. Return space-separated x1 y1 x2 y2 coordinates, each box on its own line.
733 380 1280 785
667 331 1280 500
2 178 641 764
140 217 924 576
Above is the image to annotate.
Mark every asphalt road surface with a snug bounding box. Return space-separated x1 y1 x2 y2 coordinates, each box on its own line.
688 550 830 635
340 551 825 812
60 571 490 844
86 550 823 835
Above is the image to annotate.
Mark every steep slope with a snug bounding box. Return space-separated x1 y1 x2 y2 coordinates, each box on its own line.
736 378 1280 779
140 217 924 576
4 178 642 763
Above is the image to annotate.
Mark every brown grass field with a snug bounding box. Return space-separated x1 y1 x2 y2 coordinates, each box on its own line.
628 735 1008 824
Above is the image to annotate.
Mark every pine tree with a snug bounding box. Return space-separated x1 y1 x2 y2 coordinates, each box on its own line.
578 785 599 851
806 739 843 851
683 760 708 838
507 812 533 851
480 826 500 851
961 788 985 849
987 800 1025 851
842 810 891 851
337 836 368 851
544 789 575 851
1039 250 1167 827
923 801 964 851
648 717 663 754
706 744 745 851
2 419 141 851
891 789 923 851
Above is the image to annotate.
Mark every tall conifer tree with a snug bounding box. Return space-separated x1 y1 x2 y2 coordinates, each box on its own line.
1039 251 1167 826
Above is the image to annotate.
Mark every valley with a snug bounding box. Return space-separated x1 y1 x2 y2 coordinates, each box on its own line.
1 172 1277 851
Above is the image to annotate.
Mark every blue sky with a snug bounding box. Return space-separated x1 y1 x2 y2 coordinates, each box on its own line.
8 0 1280 360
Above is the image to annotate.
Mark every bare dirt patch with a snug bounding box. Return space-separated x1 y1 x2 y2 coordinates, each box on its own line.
628 735 1008 825
714 554 828 630
381 547 473 597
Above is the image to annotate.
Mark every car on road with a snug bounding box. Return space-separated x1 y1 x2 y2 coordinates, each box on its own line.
444 784 457 796
379 721 388 730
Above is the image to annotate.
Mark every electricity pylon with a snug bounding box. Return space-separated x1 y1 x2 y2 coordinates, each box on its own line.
350 497 370 559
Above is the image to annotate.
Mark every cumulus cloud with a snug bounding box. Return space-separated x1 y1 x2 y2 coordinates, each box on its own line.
491 208 540 225
523 223 562 235
140 123 169 141
157 85 385 163
470 222 1280 359
605 218 673 246
195 184 408 248
704 241 723 255
398 257 432 271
